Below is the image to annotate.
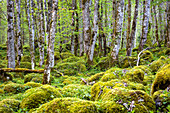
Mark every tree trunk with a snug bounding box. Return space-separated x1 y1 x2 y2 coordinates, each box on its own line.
167 1 170 48
39 0 45 67
88 0 99 63
43 0 58 84
15 0 22 68
7 0 15 69
44 0 47 45
30 0 35 69
126 0 131 56
126 0 139 56
111 0 124 61
82 0 91 56
138 0 150 51
71 0 75 54
152 1 160 47
74 0 79 56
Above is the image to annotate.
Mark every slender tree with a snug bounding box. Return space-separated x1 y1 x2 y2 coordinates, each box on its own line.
7 0 15 68
71 0 75 54
88 0 99 63
138 0 150 51
15 0 22 67
126 0 139 56
167 1 170 48
82 0 91 57
126 0 131 56
43 0 58 84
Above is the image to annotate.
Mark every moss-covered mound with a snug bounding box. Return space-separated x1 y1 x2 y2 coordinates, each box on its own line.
0 99 21 112
101 88 155 112
33 97 98 113
91 79 145 101
3 82 30 94
120 56 137 68
125 68 144 83
151 64 170 95
60 84 91 100
87 72 105 83
95 56 113 70
140 50 153 62
101 68 126 82
152 89 170 112
96 101 126 113
24 82 42 88
20 85 62 110
24 73 54 83
55 56 86 76
149 56 167 73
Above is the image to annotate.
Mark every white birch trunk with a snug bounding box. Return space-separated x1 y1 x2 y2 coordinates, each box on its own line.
89 0 99 62
7 0 15 69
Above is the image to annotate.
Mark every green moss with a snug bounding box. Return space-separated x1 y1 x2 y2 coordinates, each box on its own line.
101 88 155 112
101 68 125 82
152 89 170 112
3 82 30 94
87 72 105 83
91 79 145 101
97 101 126 113
125 68 144 83
21 55 31 62
61 52 74 59
140 50 153 62
164 48 170 55
0 89 4 94
34 97 98 113
60 84 91 100
149 56 167 73
20 85 62 110
24 82 42 88
20 62 32 69
95 56 113 70
120 56 137 68
24 73 54 83
0 99 21 112
151 64 170 95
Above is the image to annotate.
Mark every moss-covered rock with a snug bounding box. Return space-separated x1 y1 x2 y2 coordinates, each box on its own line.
0 89 4 94
24 82 42 88
60 52 74 59
125 68 144 83
91 79 145 101
151 64 170 95
101 88 155 112
24 73 54 83
140 50 153 62
60 84 91 100
33 97 98 113
3 82 30 94
21 55 31 62
101 68 125 82
152 89 170 112
0 99 21 112
87 72 105 83
20 85 62 110
97 101 126 113
120 56 137 68
149 56 167 73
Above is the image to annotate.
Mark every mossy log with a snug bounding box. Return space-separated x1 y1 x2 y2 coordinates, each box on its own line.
0 68 44 82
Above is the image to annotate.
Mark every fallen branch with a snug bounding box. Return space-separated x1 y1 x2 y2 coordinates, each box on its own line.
0 68 44 73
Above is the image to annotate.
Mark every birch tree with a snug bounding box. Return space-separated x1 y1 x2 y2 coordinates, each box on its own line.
126 0 139 56
111 0 124 61
138 0 150 51
7 0 15 68
39 0 45 67
15 0 22 67
82 0 91 56
88 0 99 63
43 0 58 84
166 1 170 48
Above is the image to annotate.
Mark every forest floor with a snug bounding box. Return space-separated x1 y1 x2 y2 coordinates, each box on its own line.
0 45 169 113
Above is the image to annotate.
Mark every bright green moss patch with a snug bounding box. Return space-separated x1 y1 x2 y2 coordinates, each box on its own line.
87 72 105 83
20 85 62 110
34 97 98 113
3 82 30 94
21 55 31 62
60 84 91 100
152 89 170 112
95 56 113 70
140 50 153 62
0 89 4 94
60 52 74 59
101 88 155 112
20 62 32 69
91 79 145 101
0 99 21 112
120 56 137 68
24 82 42 88
151 64 170 95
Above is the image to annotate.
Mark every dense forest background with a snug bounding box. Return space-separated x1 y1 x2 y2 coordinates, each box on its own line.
0 0 169 112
